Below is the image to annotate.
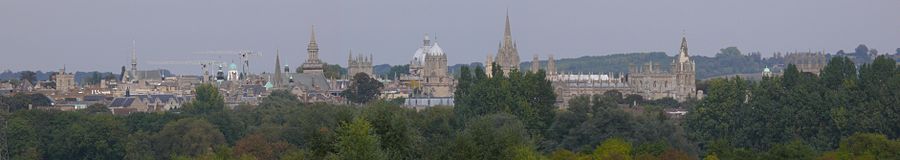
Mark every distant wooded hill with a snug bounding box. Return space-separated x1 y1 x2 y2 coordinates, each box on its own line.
374 49 770 80
521 50 768 79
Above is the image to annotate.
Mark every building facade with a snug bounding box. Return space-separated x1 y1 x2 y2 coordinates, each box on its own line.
55 67 75 92
491 14 521 76
301 26 326 74
545 37 700 108
784 52 827 75
348 51 374 77
400 34 454 97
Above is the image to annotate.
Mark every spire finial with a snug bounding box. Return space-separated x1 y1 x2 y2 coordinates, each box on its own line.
131 40 136 61
504 11 512 39
310 25 317 43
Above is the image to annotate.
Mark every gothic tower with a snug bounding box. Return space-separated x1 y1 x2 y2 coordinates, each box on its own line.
547 54 556 75
494 13 520 76
348 49 374 77
128 40 138 82
671 36 696 100
274 49 283 87
301 25 325 73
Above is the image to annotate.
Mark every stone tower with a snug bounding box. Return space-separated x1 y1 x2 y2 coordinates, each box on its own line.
273 49 283 87
127 40 138 82
485 55 494 77
348 49 374 77
671 36 696 100
301 25 325 73
494 13 520 76
55 67 75 92
547 54 556 75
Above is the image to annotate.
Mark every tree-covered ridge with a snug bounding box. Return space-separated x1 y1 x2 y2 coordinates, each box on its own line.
1 57 899 160
520 47 767 79
685 55 900 159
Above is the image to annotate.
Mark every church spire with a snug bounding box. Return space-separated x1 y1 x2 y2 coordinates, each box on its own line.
274 49 283 87
678 35 690 63
504 12 512 41
307 25 320 63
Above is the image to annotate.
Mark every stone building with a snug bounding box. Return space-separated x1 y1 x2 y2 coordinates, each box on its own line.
400 34 454 97
301 26 326 74
55 67 75 92
262 26 342 104
347 50 374 77
784 52 827 75
490 14 521 76
543 37 700 108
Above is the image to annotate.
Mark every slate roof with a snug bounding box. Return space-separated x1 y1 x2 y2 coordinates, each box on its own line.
109 97 137 107
134 94 183 104
135 70 165 81
284 73 331 90
242 84 266 97
82 95 109 101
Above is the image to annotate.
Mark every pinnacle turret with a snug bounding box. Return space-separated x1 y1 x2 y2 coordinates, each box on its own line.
678 36 690 63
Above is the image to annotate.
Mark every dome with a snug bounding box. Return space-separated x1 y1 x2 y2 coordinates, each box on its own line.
229 63 238 70
413 47 427 63
763 67 771 73
428 43 444 56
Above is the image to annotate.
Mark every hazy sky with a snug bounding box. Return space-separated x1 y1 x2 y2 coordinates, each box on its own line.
2 0 899 74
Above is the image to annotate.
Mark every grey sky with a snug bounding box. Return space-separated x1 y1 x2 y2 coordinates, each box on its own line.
2 0 899 74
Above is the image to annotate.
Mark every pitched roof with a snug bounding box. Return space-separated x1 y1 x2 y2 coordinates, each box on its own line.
109 97 136 107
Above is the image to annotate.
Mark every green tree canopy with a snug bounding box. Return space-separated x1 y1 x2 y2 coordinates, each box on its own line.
341 73 384 104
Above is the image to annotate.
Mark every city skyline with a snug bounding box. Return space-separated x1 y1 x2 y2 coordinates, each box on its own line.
2 0 899 74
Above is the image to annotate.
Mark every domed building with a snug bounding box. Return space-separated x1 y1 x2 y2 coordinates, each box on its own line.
402 34 453 98
227 63 240 81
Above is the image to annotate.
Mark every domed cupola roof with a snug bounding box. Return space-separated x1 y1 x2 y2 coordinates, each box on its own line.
428 43 444 56
414 47 427 63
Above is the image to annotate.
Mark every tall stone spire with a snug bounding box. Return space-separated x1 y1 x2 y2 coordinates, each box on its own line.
495 13 520 76
301 25 325 73
677 36 690 63
274 49 283 87
504 13 512 42
307 25 320 63
129 40 138 81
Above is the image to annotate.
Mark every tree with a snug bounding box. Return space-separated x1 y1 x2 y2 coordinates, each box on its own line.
451 114 533 160
153 118 226 158
324 64 345 79
341 73 384 104
233 133 294 160
80 103 111 114
181 83 225 114
765 140 816 160
362 103 422 159
716 47 742 57
335 117 387 160
855 44 870 60
593 138 633 160
19 71 37 84
385 64 410 80
820 133 900 160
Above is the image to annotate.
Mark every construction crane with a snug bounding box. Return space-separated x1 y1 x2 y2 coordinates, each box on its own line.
193 50 262 78
148 60 224 83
